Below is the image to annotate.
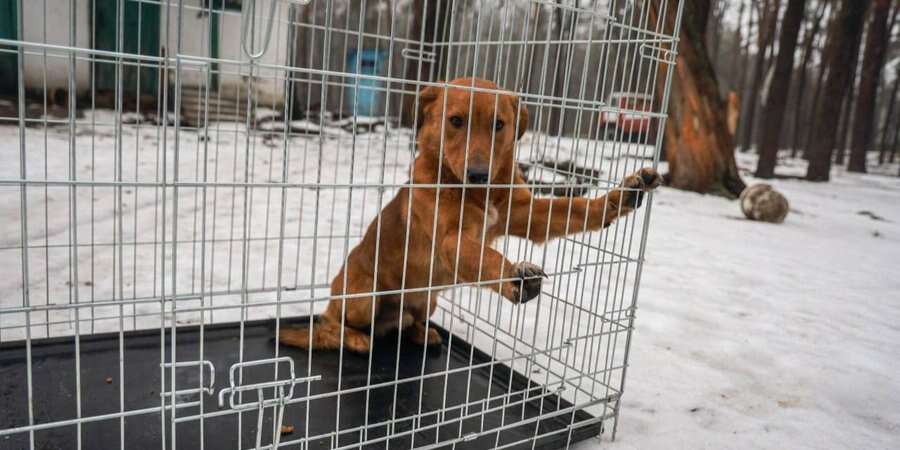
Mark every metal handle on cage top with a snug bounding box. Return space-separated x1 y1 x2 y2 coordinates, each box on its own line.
241 0 312 61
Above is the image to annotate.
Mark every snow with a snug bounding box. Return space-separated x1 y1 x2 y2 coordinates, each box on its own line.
576 152 900 450
1 114 899 449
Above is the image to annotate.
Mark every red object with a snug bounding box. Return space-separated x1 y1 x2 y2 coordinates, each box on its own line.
599 93 653 139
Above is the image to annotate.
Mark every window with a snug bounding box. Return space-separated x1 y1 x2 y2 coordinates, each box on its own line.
201 0 242 12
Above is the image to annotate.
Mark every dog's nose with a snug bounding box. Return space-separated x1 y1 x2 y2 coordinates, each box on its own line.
466 168 491 184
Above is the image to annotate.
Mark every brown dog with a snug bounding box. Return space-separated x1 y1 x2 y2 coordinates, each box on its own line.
279 78 661 353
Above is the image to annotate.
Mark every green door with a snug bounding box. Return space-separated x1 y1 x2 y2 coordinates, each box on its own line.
0 0 17 97
205 0 243 91
94 0 160 97
208 0 222 90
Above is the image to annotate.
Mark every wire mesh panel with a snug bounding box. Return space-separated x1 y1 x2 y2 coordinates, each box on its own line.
0 0 683 448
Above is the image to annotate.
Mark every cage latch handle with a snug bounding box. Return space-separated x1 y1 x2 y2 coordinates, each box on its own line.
639 43 678 65
160 360 216 404
217 357 321 450
401 47 436 63
241 0 312 61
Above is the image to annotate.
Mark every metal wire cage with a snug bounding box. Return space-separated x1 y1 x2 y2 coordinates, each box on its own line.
0 0 683 448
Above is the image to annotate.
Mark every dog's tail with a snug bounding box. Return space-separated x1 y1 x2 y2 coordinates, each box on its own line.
278 320 343 351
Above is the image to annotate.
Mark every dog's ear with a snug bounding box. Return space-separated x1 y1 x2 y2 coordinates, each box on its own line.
416 84 442 132
509 94 529 140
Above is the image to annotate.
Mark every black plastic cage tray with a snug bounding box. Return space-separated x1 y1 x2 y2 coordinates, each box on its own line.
0 318 603 449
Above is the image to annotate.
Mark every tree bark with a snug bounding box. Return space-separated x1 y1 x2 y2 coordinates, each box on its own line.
651 0 746 197
547 0 576 136
708 0 726 64
756 0 807 178
891 110 900 164
802 49 828 159
879 70 900 164
834 69 859 166
806 0 871 182
733 1 745 69
400 0 453 128
834 4 868 166
789 1 827 157
736 3 752 111
876 1 900 163
738 0 781 152
848 0 893 173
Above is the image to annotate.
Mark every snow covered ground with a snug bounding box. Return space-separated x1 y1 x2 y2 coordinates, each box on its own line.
1 114 898 449
577 153 900 450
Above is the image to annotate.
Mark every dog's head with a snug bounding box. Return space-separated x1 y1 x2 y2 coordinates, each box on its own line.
415 78 529 185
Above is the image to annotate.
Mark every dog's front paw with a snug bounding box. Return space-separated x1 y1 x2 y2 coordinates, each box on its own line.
509 262 547 304
621 167 663 208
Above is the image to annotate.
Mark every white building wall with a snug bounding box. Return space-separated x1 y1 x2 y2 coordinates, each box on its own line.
160 0 210 88
22 0 92 92
20 0 289 104
162 0 290 107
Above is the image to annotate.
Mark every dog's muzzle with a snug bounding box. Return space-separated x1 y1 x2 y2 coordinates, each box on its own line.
466 168 490 184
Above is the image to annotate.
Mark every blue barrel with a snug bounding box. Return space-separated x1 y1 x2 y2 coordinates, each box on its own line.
346 48 385 117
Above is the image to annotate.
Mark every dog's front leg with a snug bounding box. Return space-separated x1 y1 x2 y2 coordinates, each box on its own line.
508 167 662 242
438 232 546 304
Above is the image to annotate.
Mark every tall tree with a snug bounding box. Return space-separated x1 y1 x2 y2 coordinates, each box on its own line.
738 0 781 152
882 3 900 164
789 1 828 157
891 108 900 164
834 59 861 166
736 2 753 106
802 41 829 159
756 0 807 178
891 101 900 164
879 65 900 164
848 0 895 172
707 0 728 63
401 0 454 127
651 0 746 197
547 0 578 136
806 0 872 182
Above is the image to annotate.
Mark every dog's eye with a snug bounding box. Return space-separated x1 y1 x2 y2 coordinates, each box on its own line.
495 120 505 131
449 116 464 128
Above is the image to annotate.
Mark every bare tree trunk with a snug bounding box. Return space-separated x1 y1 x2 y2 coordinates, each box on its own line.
547 0 574 136
733 1 745 74
651 0 746 197
756 0 806 178
834 5 868 166
399 1 424 127
802 49 828 159
848 0 893 173
834 72 858 166
738 0 781 152
806 0 872 182
790 1 827 157
891 110 900 164
736 2 752 111
401 0 454 127
708 0 726 64
879 69 900 164
290 5 314 120
876 1 900 163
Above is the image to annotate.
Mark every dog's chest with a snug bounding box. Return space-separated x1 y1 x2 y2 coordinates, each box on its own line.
479 205 501 241
485 205 499 228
